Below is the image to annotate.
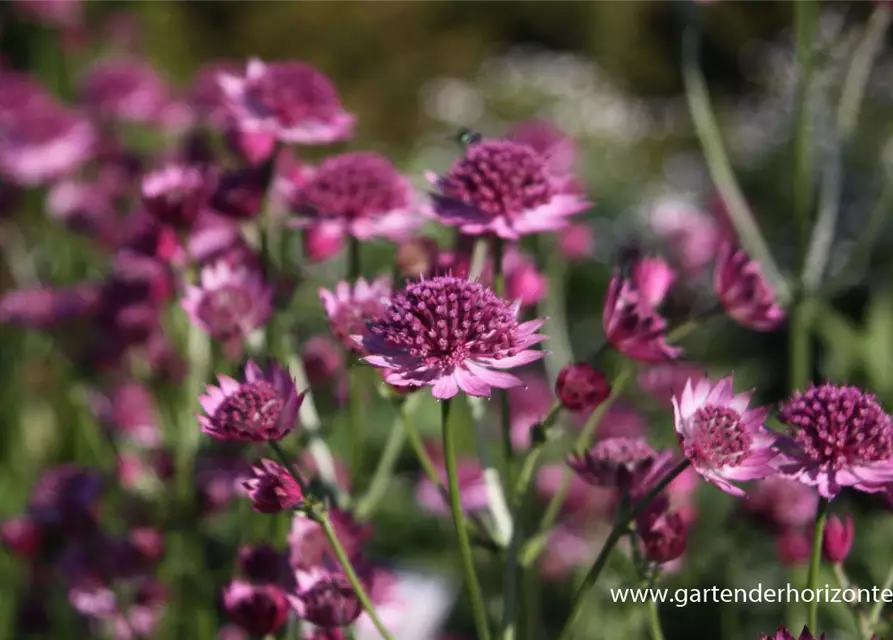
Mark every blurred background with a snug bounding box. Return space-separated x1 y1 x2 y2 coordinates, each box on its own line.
2 1 893 639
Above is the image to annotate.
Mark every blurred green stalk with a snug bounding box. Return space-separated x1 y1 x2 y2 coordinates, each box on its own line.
806 498 829 632
354 411 407 520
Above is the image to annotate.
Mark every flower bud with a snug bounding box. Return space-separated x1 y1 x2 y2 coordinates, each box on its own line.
555 363 610 412
822 514 854 564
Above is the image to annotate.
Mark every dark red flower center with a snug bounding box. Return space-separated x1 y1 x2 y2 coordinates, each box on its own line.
246 62 341 127
683 405 750 468
212 381 283 436
196 285 255 338
440 140 553 218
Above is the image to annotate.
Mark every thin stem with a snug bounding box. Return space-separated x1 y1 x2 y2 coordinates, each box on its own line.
556 460 691 640
468 395 514 547
347 366 363 478
646 599 666 640
355 416 407 520
806 497 830 632
793 0 818 263
867 560 893 631
348 235 361 282
539 234 572 386
839 5 892 138
682 27 790 305
320 515 395 640
442 398 492 640
493 237 505 297
790 298 814 391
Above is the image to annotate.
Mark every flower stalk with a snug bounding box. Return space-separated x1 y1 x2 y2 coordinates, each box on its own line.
806 497 829 632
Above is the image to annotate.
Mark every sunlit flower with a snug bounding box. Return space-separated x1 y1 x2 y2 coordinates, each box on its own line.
673 375 776 496
715 244 784 331
359 276 546 399
319 277 391 354
222 580 289 638
428 139 589 239
776 383 893 499
198 360 303 442
218 59 354 144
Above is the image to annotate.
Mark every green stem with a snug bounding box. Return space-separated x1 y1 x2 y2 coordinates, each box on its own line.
789 297 814 391
355 416 407 519
347 366 363 479
646 599 666 640
442 398 492 640
348 235 361 281
793 0 818 263
539 234 573 386
556 460 691 640
839 5 892 138
493 237 505 297
867 560 893 631
320 515 395 640
806 497 830 632
681 27 789 305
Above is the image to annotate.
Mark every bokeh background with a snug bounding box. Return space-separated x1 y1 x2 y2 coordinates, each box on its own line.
2 1 893 639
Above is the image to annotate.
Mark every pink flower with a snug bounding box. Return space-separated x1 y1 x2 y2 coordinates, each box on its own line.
181 260 272 345
508 372 554 451
354 570 454 640
225 128 277 165
319 277 391 354
776 383 893 499
218 59 354 144
557 223 594 261
648 197 721 276
11 0 81 27
141 164 209 229
743 475 819 530
359 276 546 399
637 363 708 406
289 152 422 243
190 60 242 124
243 459 304 514
715 244 784 331
538 514 603 581
603 256 680 362
301 335 344 386
822 514 854 564
503 247 546 307
672 375 776 496
506 118 578 179
555 363 611 412
289 563 367 628
428 139 589 239
196 453 252 514
0 515 42 559
761 626 825 640
198 360 303 442
80 59 170 123
776 528 812 566
0 102 95 186
288 510 370 571
415 445 489 516
90 381 161 448
636 508 688 565
569 438 673 493
222 580 290 638
237 544 289 585
0 283 101 329
28 464 102 529
211 165 268 220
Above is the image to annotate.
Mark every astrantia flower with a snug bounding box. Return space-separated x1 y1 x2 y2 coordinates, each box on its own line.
218 59 355 144
776 383 893 499
648 197 721 276
359 276 546 399
289 563 368 628
715 244 784 331
80 59 170 123
822 514 854 564
555 363 611 412
507 118 577 178
288 510 371 571
428 139 589 239
222 580 289 638
672 375 776 496
415 444 489 515
181 260 272 345
290 152 422 243
744 475 818 530
141 164 209 229
198 360 303 442
761 626 825 640
319 277 391 354
242 459 304 514
569 438 673 493
636 508 688 565
603 256 681 362
354 570 454 640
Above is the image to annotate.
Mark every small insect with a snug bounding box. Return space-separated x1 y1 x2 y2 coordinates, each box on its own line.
454 128 482 148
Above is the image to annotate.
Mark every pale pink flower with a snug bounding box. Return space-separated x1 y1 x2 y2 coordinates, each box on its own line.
80 59 170 123
141 164 209 229
648 197 720 276
715 243 784 331
428 139 589 239
743 475 818 530
353 570 453 640
218 59 354 144
602 256 680 362
319 277 391 354
557 223 594 261
358 276 546 399
637 363 709 406
673 375 777 496
503 247 546 307
415 444 488 516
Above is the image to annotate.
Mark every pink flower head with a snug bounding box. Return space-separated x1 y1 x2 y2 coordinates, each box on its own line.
191 60 242 124
218 59 354 144
555 363 611 413
416 445 488 516
12 0 81 27
636 508 688 565
243 459 304 514
181 260 273 345
648 197 721 276
429 139 589 239
319 277 391 354
0 515 42 559
506 118 578 178
289 563 368 628
776 384 893 499
569 438 674 493
0 283 101 329
503 247 546 307
290 152 422 243
761 627 825 640
211 165 268 221
603 256 681 362
141 164 209 229
637 363 709 406
557 223 595 261
355 570 453 640
672 375 776 496
222 580 289 638
80 59 170 123
715 244 784 331
91 381 161 448
0 101 95 186
198 360 303 442
822 514 854 564
288 510 370 571
743 475 819 530
359 276 546 399
196 453 252 514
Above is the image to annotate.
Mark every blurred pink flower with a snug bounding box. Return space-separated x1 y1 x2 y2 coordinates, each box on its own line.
302 335 344 386
776 529 812 567
569 438 673 493
195 453 252 514
555 363 611 412
715 244 784 331
28 464 102 530
673 375 776 496
218 59 354 144
47 179 120 247
776 383 893 499
289 562 367 628
822 514 854 564
197 360 303 442
743 475 818 530
359 276 546 399
319 277 391 355
637 363 708 406
91 380 161 447
237 544 290 585
225 127 277 165
243 459 304 514
0 515 42 559
648 197 721 276
557 223 595 261
80 59 170 123
538 513 604 581
428 139 589 239
289 152 423 244
222 580 290 638
508 371 554 451
0 283 101 329
636 508 688 565
288 509 370 571
503 247 546 306
354 570 453 640
536 464 615 518
141 164 210 230
506 118 578 179
415 444 489 516
11 0 81 27
211 165 268 220
602 256 681 362
190 60 242 124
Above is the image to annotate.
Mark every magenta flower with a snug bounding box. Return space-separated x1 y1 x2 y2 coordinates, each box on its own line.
503 247 546 307
181 260 272 345
358 276 546 399
237 544 290 585
555 363 611 412
636 508 688 565
637 363 709 406
0 283 101 329
0 102 95 186
80 59 170 123
222 580 289 638
557 223 595 261
319 277 391 354
761 627 825 640
141 164 209 229
0 515 42 559
198 360 303 442
822 514 854 564
211 166 267 220
743 475 819 530
506 118 578 179
715 244 784 331
648 197 721 276
290 152 423 243
218 59 355 144
288 510 370 571
428 139 589 239
672 375 776 496
602 256 681 362
569 438 673 493
289 563 367 628
28 464 102 529
242 459 304 514
415 445 489 516
776 383 893 499
354 570 454 640
190 60 242 124
90 381 161 448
